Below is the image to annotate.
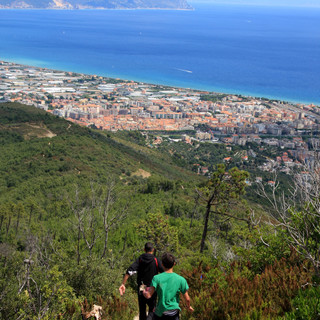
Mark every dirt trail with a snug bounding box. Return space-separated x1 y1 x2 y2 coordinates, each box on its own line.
132 168 151 178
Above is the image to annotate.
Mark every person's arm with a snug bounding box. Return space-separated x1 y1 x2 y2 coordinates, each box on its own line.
119 273 130 296
119 258 139 296
183 291 194 312
143 286 155 299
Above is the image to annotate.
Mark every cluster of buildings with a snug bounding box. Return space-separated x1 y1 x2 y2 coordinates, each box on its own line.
2 61 320 177
1 61 320 135
221 134 317 173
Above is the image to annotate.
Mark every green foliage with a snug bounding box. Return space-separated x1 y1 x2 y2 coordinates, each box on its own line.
283 286 320 320
0 103 198 319
234 226 291 274
181 253 312 320
200 164 249 203
0 248 25 319
0 103 49 124
143 176 175 194
287 203 320 277
117 130 146 146
198 164 250 252
0 131 24 144
1 102 318 320
137 212 179 255
63 257 124 298
157 140 231 170
18 265 81 320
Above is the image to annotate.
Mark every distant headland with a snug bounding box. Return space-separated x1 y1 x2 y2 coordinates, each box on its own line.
0 0 193 9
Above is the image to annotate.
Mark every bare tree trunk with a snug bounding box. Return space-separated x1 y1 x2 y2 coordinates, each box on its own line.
80 213 97 260
101 185 113 259
77 224 81 265
256 159 320 277
101 228 109 258
15 212 21 235
200 204 211 253
69 182 129 261
122 230 127 253
0 215 4 231
6 216 11 236
28 205 34 226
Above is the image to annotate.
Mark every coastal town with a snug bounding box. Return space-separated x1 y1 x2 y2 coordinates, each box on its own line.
1 60 320 173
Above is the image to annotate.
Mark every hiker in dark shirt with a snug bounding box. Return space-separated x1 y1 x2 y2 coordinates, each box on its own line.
119 242 164 320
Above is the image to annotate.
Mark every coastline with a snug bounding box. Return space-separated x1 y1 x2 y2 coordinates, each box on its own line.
3 57 319 107
2 59 320 134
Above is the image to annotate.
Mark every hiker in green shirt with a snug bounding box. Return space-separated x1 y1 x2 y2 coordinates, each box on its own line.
143 252 194 319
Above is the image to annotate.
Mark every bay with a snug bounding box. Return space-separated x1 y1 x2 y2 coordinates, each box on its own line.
0 3 319 104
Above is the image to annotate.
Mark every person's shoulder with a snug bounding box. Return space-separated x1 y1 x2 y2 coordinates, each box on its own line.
152 272 162 283
154 271 166 278
172 272 183 278
154 271 169 280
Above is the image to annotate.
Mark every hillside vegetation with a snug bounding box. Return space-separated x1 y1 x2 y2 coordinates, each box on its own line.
0 102 319 320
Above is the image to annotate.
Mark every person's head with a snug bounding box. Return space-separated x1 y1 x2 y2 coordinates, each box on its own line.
161 252 176 269
144 242 154 254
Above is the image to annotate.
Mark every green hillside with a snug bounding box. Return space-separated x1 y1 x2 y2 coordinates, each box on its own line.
0 102 318 320
0 103 203 318
0 102 200 199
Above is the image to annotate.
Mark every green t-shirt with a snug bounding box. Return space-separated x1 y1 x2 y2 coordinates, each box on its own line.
151 272 189 316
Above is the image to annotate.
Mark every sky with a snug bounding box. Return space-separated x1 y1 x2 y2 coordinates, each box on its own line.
190 0 320 7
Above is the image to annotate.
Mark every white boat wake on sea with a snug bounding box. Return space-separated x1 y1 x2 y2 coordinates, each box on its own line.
174 68 193 74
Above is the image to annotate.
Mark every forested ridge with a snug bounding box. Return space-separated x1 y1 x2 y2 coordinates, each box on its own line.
1 102 319 319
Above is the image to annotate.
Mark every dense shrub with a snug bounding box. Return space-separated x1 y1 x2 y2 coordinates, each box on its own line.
283 286 320 320
181 254 312 320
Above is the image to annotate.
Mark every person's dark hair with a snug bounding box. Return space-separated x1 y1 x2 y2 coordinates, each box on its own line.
144 242 154 253
161 252 175 269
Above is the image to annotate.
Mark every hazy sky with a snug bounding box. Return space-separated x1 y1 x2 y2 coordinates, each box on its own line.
190 0 320 7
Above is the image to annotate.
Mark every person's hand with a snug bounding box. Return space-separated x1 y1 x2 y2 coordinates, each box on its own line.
119 284 126 296
143 287 151 299
187 306 194 312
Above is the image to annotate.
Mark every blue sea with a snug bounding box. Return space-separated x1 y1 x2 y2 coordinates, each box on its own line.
0 3 320 105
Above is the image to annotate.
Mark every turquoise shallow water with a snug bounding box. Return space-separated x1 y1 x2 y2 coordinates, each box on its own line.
0 3 320 104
